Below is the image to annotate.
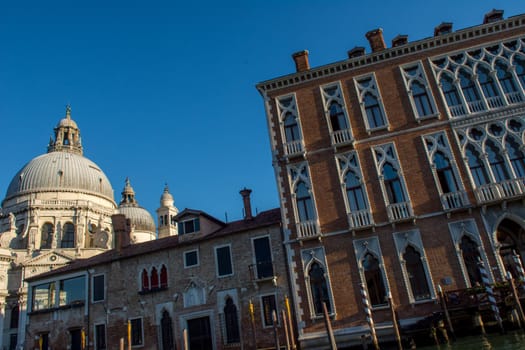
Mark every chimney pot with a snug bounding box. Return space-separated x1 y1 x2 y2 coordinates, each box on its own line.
292 50 310 72
240 188 253 220
365 28 386 53
391 35 408 47
483 9 504 24
434 22 453 36
347 46 366 58
111 214 131 252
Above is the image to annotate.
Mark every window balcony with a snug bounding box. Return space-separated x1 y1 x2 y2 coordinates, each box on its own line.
348 209 373 230
440 191 470 211
284 140 304 157
505 91 524 104
296 220 320 240
387 202 414 222
249 261 276 282
330 128 354 147
485 95 504 109
449 104 467 117
474 178 525 204
467 100 485 113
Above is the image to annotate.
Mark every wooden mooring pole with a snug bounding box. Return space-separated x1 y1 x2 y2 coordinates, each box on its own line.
507 271 525 330
387 292 403 350
323 302 338 350
437 284 456 341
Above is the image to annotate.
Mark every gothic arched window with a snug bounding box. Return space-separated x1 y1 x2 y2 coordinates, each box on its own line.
459 70 481 103
507 137 525 178
151 267 159 289
160 265 168 289
460 236 482 286
329 103 348 132
296 181 314 221
383 163 406 204
160 309 175 350
141 269 149 292
345 171 366 211
477 66 499 99
403 246 431 301
284 112 300 143
440 75 462 108
466 146 489 186
486 140 510 181
362 253 386 306
308 262 331 315
224 297 240 344
434 151 459 193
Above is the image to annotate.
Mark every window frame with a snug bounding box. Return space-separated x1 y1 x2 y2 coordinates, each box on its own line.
400 61 439 120
320 81 353 145
354 73 389 132
178 218 200 235
215 244 234 278
94 323 107 350
260 294 278 328
184 249 200 268
130 317 144 347
92 274 105 303
251 235 274 279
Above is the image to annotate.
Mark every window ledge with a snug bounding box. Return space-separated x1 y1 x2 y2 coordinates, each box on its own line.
411 297 436 306
139 286 168 295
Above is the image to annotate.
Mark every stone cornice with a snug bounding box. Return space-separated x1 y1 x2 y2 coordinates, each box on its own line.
257 14 525 94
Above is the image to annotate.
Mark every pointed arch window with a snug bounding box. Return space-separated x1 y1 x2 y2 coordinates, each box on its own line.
486 141 510 181
308 262 331 315
296 181 314 222
403 246 431 301
460 236 482 286
160 310 175 350
363 93 384 129
362 253 387 307
224 297 240 343
284 113 300 142
507 138 525 178
466 146 489 186
61 223 75 248
151 267 159 289
355 75 388 131
329 103 348 131
401 63 437 119
141 269 149 292
514 57 525 88
383 163 406 204
440 75 462 109
434 151 459 193
345 171 367 211
477 66 499 99
160 265 168 289
41 223 53 249
496 62 519 95
459 70 482 106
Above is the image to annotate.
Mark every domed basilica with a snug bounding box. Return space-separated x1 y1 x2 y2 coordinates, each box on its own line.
0 107 175 348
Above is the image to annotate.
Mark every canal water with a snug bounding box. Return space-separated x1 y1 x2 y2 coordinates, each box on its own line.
416 331 525 350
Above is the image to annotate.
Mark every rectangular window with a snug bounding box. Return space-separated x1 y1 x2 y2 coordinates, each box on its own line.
95 324 107 350
32 282 56 311
253 237 273 279
216 245 233 277
184 250 199 268
130 318 143 346
261 295 278 327
92 275 105 302
59 276 85 306
178 218 200 235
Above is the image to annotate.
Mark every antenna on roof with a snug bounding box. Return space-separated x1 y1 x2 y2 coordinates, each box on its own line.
224 212 228 223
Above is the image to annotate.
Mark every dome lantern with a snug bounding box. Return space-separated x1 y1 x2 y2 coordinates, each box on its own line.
47 105 83 155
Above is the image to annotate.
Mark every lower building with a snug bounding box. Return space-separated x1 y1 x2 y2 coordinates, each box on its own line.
25 190 293 350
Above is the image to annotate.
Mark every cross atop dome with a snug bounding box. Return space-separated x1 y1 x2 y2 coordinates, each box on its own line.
47 105 83 155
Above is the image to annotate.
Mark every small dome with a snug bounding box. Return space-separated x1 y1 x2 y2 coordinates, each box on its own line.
5 152 114 202
117 205 156 233
58 117 78 129
160 184 174 207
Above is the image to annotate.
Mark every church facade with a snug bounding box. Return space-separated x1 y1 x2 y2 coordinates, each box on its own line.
0 108 158 349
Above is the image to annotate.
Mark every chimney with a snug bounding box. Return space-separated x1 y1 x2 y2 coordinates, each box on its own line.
347 46 366 59
111 214 131 252
365 28 386 53
240 188 253 220
483 9 504 24
434 22 453 36
391 34 408 47
292 50 310 72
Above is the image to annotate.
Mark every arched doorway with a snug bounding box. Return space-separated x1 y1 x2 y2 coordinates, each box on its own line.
496 218 525 278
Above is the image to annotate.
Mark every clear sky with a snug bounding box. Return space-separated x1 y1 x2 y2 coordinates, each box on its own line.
1 1 524 223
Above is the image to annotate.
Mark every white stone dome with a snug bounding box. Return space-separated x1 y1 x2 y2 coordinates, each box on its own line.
117 205 156 233
4 151 114 203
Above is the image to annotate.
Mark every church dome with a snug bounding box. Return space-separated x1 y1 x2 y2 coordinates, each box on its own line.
117 178 156 239
3 106 114 204
4 152 114 202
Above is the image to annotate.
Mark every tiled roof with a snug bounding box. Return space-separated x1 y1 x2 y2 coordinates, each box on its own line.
27 207 281 282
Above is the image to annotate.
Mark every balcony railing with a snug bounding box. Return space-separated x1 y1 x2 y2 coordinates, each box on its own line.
449 104 467 117
467 100 485 113
474 178 525 204
296 220 320 239
331 128 354 147
284 140 304 157
505 91 524 104
249 261 275 281
485 95 504 109
387 202 413 222
441 191 469 210
348 209 373 229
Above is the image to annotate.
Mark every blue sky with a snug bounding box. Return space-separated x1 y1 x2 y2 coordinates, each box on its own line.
1 1 523 223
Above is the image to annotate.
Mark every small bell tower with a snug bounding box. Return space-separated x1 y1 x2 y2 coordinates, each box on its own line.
156 184 179 238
